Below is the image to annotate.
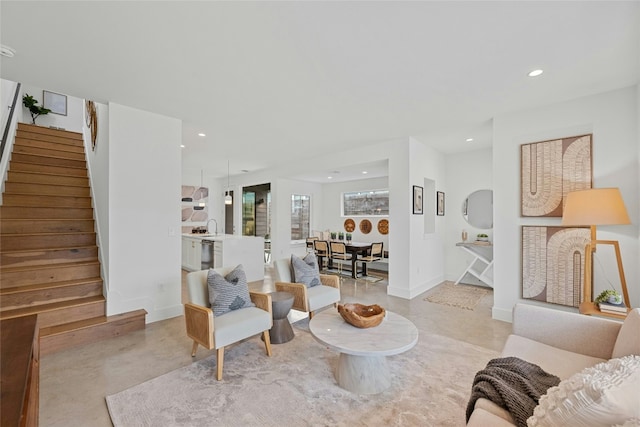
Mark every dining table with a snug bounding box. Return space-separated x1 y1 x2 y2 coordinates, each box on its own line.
318 241 372 279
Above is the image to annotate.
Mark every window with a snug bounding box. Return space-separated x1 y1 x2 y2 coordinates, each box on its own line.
291 194 310 241
343 190 389 216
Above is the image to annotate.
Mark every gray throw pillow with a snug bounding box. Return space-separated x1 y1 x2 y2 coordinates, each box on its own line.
207 264 255 317
291 253 321 288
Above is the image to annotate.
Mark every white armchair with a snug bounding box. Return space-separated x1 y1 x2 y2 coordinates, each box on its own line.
273 257 340 319
185 267 273 380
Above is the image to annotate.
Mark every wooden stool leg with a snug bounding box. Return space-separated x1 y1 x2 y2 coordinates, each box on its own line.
191 340 199 357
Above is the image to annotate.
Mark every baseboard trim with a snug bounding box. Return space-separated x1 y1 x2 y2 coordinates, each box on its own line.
492 306 513 323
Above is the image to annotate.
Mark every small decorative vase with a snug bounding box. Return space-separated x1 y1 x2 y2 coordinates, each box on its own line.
462 230 468 242
608 294 622 304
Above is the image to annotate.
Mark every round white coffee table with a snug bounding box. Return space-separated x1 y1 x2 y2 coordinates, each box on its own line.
309 309 418 394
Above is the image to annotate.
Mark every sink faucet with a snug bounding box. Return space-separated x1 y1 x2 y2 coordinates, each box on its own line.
206 219 218 235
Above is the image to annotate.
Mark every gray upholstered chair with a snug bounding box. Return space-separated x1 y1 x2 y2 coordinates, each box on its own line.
273 257 340 319
184 267 273 380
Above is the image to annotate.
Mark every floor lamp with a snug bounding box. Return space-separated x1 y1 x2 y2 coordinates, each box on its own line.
561 188 631 319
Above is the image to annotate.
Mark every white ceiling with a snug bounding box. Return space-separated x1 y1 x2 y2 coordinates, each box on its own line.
2 1 639 181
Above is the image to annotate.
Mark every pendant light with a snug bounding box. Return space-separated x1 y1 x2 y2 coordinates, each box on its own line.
194 169 206 210
224 160 232 205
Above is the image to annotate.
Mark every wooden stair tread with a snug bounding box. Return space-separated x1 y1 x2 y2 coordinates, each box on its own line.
17 123 83 140
0 277 102 295
0 244 98 255
5 177 89 188
6 168 87 179
1 260 100 273
40 309 147 337
0 206 94 219
0 295 105 320
8 162 87 172
5 180 90 189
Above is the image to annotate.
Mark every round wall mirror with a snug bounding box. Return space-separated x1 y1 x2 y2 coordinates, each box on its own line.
462 189 493 229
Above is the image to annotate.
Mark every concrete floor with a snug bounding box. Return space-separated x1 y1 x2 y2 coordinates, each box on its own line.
39 267 511 426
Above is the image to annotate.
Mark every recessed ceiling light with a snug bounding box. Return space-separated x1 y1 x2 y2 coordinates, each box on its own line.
0 44 16 58
528 69 543 77
180 144 185 148
466 138 474 142
327 176 333 180
362 171 368 174
198 133 206 137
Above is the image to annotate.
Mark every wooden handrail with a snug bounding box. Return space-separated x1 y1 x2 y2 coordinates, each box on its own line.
1 81 21 162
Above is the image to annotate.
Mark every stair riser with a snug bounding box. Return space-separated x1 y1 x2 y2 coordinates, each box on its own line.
1 264 101 288
6 171 89 187
13 143 86 161
16 129 83 146
11 152 86 169
0 281 103 311
1 219 95 234
40 310 146 355
14 137 85 154
4 182 90 197
2 194 92 208
35 300 105 329
0 247 99 269
9 161 87 177
0 233 96 251
0 206 94 220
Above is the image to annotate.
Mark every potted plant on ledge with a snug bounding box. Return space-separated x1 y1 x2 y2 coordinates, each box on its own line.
22 93 51 124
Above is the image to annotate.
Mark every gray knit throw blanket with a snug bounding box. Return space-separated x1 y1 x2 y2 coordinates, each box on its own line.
466 356 560 427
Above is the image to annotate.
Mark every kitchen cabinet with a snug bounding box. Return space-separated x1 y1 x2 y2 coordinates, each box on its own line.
181 237 202 272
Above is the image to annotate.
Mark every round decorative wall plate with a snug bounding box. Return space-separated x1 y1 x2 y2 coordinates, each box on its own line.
344 218 355 232
377 219 389 235
359 219 372 234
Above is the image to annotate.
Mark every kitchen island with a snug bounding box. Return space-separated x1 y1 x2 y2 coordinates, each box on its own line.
182 234 265 282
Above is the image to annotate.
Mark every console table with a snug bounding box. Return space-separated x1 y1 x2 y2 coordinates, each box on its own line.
455 242 494 287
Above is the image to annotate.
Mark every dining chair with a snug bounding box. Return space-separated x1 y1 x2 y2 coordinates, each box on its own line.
313 240 331 271
330 241 352 278
357 242 384 283
306 237 319 253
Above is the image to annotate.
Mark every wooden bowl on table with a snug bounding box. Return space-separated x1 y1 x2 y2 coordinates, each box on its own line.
337 303 386 328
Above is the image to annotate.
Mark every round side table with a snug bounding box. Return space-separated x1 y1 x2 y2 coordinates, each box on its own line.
269 291 295 344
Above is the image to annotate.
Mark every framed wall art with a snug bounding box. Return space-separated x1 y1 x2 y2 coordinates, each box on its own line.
521 225 590 308
43 90 67 116
437 191 445 216
413 185 423 215
521 134 592 217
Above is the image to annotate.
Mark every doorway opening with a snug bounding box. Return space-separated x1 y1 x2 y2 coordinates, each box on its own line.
242 183 271 239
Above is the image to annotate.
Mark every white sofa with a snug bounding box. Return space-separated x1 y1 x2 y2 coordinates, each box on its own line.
467 303 640 426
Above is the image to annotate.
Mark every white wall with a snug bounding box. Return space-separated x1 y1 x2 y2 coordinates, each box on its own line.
444 148 493 283
83 101 110 288
493 86 639 322
399 137 446 299
107 103 182 323
20 84 83 132
321 176 389 248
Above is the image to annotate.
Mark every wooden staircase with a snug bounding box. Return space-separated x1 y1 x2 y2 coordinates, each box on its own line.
1 123 146 355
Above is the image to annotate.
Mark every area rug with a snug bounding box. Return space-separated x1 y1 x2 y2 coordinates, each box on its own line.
106 319 497 426
424 282 489 310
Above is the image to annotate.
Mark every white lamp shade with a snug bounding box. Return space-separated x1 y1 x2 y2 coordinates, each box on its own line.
224 193 232 205
562 188 631 226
